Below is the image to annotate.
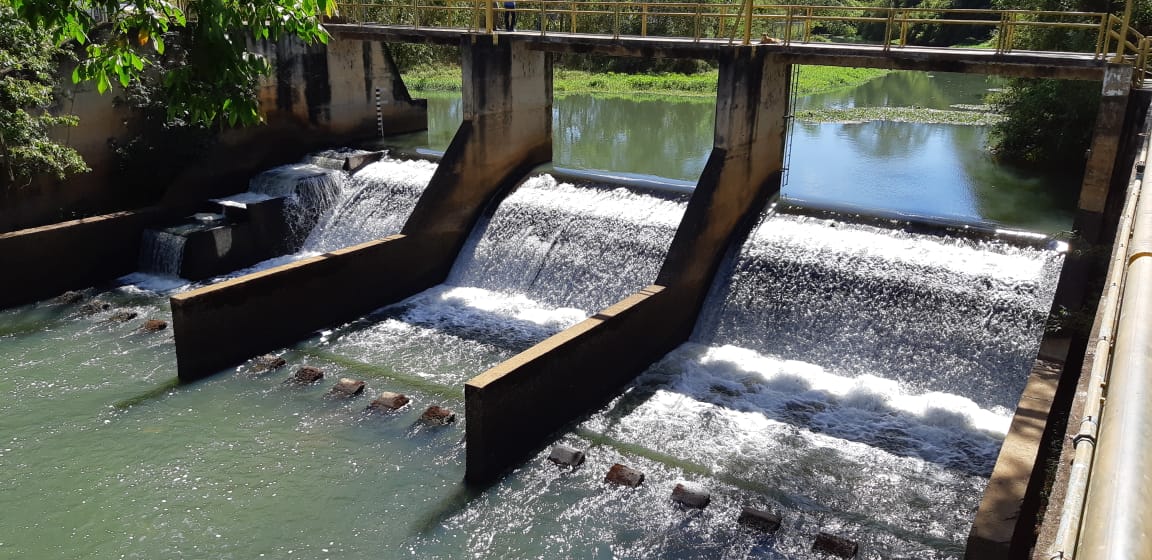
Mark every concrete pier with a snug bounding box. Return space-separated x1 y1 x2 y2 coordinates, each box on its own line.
464 48 789 483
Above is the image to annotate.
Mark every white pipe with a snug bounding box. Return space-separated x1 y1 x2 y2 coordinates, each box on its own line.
1048 118 1150 560
1075 131 1152 559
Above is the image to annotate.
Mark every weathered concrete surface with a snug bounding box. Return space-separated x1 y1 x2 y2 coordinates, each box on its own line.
172 235 441 381
159 37 428 207
0 207 184 309
172 34 552 381
1075 64 1134 244
465 48 790 484
966 356 1063 559
400 34 553 266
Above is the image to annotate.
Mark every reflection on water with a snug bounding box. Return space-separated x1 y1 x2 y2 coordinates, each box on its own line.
387 71 1076 233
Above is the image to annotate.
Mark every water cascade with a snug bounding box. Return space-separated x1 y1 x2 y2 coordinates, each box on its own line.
302 158 437 253
248 163 346 246
324 174 687 383
565 213 1063 557
137 229 187 276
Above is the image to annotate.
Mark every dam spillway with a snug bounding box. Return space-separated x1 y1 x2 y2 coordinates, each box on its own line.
0 140 1070 557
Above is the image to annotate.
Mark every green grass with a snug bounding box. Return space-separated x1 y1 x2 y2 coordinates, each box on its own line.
402 65 890 99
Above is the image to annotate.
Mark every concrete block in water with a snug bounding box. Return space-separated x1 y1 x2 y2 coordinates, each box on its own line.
420 406 456 425
368 391 410 411
812 532 858 558
78 300 111 315
736 507 781 533
671 482 711 508
547 444 585 468
290 366 324 384
51 291 85 305
251 354 287 373
108 310 138 323
141 319 168 333
328 377 365 397
604 463 645 487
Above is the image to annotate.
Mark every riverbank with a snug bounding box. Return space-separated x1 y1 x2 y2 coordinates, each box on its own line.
402 65 890 98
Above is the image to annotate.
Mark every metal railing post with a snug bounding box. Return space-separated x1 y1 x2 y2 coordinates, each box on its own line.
485 0 493 32
1113 0 1134 62
742 0 752 45
641 2 648 36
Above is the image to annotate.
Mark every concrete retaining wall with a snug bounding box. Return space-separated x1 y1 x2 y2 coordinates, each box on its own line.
172 235 441 380
0 207 182 308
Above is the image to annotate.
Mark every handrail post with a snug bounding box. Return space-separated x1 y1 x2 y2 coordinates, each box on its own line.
1113 0 1134 62
803 6 811 43
412 0 419 28
1096 13 1109 59
540 0 546 35
742 0 752 45
900 9 909 47
485 0 493 32
641 2 648 37
882 7 894 52
613 0 620 39
694 2 701 41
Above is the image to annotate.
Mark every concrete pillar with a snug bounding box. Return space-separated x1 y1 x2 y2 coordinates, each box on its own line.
1076 64 1133 244
657 48 790 302
400 34 553 271
463 48 788 484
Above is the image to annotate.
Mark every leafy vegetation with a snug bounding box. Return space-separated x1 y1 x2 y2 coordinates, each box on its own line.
404 65 890 98
796 105 1004 125
0 1 87 191
989 0 1151 166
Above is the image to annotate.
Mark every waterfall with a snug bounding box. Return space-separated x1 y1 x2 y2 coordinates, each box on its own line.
303 158 436 253
451 175 686 312
577 212 1064 556
249 163 346 246
342 175 688 358
138 229 187 276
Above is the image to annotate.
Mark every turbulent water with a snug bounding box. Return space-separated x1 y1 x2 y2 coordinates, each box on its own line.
248 163 346 245
4 149 1066 559
324 174 688 384
303 158 436 253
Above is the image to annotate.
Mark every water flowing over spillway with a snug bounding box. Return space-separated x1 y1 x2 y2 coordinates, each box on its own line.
553 213 1063 558
303 158 436 253
324 175 688 382
137 229 186 276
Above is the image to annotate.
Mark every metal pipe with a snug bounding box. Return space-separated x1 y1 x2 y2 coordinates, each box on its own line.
1077 121 1152 559
1047 148 1145 559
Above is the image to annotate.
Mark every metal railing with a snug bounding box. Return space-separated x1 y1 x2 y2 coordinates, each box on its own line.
332 1 1150 83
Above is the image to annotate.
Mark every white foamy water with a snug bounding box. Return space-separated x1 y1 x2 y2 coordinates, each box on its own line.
249 163 346 245
450 175 686 313
303 158 435 252
697 214 1063 410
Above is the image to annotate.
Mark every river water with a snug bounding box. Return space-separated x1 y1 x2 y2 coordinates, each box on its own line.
0 71 1067 559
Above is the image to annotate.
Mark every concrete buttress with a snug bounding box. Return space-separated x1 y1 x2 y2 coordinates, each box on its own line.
464 48 790 484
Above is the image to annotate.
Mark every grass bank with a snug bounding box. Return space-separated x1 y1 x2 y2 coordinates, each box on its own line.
402 65 890 98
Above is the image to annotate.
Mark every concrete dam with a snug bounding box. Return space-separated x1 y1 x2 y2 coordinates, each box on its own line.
2 7 1151 559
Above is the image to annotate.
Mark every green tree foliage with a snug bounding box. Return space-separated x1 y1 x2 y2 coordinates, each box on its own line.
990 0 1150 165
12 0 337 127
0 1 88 190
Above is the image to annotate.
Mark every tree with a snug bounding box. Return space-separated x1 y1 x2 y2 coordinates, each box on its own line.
990 0 1151 166
13 0 337 127
0 1 87 190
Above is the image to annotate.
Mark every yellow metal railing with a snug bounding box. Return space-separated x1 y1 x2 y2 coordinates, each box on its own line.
333 1 1150 82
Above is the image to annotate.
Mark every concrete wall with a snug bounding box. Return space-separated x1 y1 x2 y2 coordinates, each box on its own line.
0 207 185 308
2 37 427 233
172 235 443 378
463 48 791 483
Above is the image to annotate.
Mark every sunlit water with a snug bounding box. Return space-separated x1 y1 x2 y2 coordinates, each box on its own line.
2 72 1068 559
385 71 1078 233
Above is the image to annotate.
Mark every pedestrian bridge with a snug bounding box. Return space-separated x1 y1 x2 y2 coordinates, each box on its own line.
329 0 1150 82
